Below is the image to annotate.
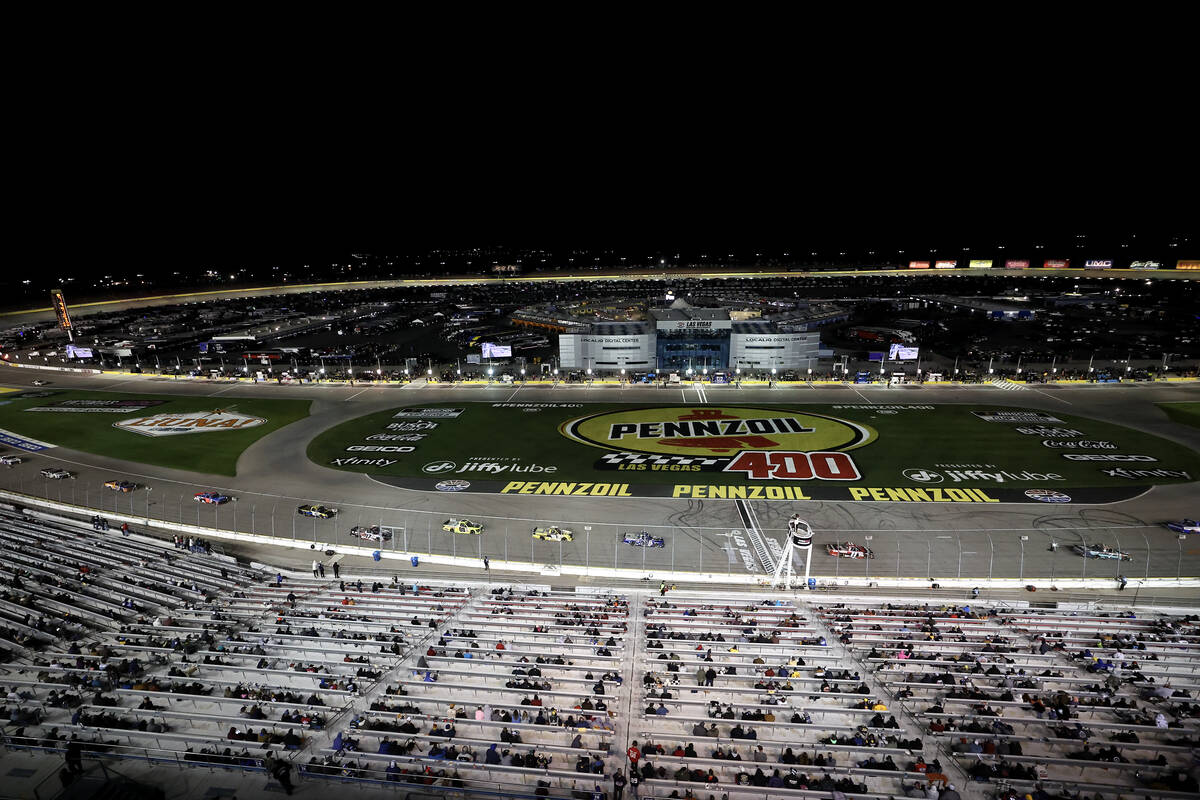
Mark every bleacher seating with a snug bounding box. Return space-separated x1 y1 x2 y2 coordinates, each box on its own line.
3 505 1199 800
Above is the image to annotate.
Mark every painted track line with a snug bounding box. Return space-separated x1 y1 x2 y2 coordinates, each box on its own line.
1028 387 1072 405
344 387 373 401
851 388 873 404
733 498 775 574
207 384 243 397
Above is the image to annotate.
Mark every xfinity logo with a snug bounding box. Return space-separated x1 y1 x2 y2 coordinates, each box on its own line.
331 458 396 467
1103 468 1191 480
903 469 943 483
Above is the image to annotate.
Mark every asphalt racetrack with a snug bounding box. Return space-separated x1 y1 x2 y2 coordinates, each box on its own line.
2 368 1199 582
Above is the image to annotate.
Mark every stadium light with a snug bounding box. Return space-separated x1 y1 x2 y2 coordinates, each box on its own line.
319 368 325 374
488 368 494 375
427 369 432 376
771 367 777 374
586 368 592 375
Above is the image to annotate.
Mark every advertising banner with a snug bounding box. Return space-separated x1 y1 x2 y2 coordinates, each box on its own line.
968 259 994 268
888 344 919 361
934 260 957 269
1042 259 1070 269
482 343 512 358
1177 260 1200 270
1084 260 1113 269
1129 261 1162 269
908 261 931 270
65 345 94 359
1005 260 1030 269
868 352 884 362
51 290 73 332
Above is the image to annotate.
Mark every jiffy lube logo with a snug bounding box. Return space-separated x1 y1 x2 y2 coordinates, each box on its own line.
562 406 874 456
115 409 266 437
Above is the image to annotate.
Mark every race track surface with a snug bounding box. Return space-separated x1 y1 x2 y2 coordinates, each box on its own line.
3 368 1199 581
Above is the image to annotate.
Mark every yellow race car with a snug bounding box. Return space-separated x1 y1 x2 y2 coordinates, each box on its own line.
442 518 483 535
532 526 573 542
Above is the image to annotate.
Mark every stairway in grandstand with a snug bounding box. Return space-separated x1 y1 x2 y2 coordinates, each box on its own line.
984 376 1027 391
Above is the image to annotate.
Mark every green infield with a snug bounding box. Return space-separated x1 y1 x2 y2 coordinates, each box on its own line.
1158 402 1200 430
0 390 310 475
308 402 1200 503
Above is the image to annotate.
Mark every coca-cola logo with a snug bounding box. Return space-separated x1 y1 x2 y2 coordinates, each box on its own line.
1041 440 1117 449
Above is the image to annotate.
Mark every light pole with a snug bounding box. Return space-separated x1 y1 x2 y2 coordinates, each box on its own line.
1019 535 1028 580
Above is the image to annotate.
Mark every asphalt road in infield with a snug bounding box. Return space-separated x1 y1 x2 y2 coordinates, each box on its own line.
2 368 1199 582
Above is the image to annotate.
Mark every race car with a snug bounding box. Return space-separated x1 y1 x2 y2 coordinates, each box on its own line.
532 526 574 542
442 518 483 535
0 455 23 466
31 380 50 386
194 491 232 505
40 468 73 480
297 504 338 519
1165 519 1199 534
622 530 665 548
349 525 393 542
826 541 875 559
1072 544 1132 561
104 479 138 492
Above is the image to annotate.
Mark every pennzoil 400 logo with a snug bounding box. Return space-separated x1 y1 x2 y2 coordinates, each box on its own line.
562 406 874 481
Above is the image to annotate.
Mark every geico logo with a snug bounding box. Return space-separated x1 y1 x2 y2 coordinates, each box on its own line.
1062 454 1157 462
346 445 416 453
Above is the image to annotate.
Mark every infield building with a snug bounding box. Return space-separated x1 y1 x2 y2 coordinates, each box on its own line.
556 302 837 373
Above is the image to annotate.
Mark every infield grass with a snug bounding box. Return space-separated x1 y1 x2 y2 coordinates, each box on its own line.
1158 402 1200 430
0 390 310 475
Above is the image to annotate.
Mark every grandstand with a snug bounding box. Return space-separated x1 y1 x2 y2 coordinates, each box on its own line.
2 507 1198 799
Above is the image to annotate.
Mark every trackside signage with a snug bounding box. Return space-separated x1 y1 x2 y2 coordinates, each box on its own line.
115 410 266 437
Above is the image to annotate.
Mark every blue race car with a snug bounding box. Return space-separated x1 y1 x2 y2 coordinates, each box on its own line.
1165 519 1198 534
622 530 665 548
194 491 232 505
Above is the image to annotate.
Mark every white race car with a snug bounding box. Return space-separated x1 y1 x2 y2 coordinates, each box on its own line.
349 525 393 542
1072 544 1132 561
41 468 73 480
0 455 24 467
826 541 875 559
